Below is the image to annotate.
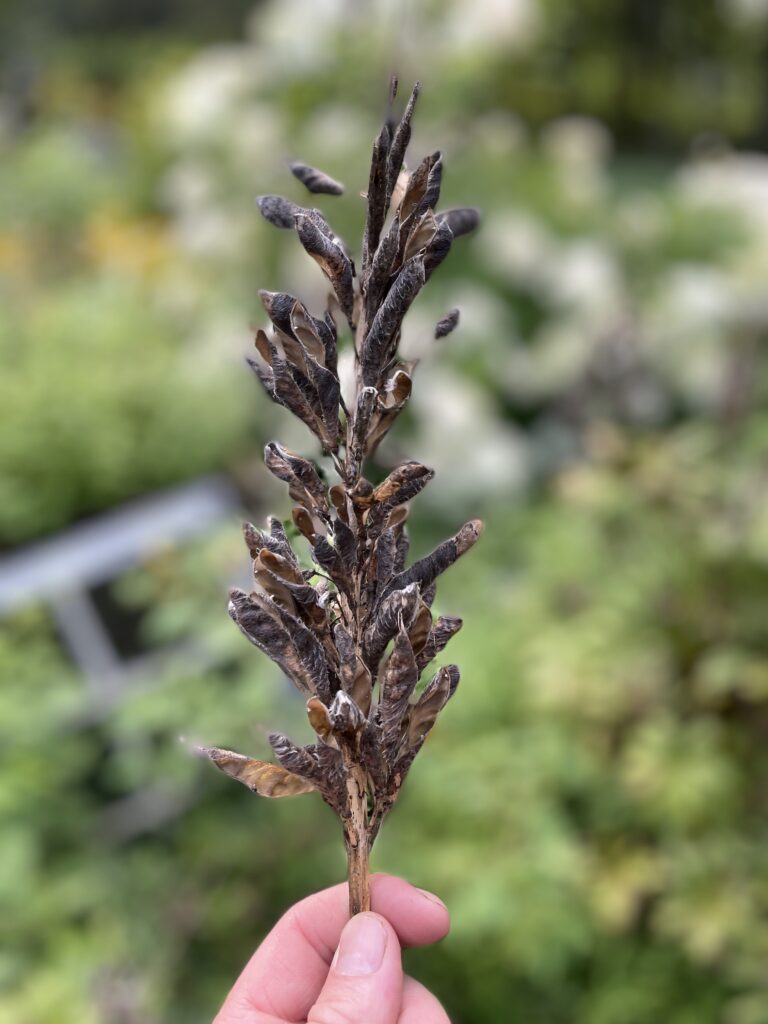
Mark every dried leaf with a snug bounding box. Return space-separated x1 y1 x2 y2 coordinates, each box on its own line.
201 747 316 796
290 161 345 196
435 308 460 339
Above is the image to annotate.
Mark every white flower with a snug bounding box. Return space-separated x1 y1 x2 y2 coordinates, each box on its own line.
443 0 540 51
410 367 529 499
160 47 259 144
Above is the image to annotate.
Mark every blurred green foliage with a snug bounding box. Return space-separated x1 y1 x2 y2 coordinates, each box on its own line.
2 1 768 1022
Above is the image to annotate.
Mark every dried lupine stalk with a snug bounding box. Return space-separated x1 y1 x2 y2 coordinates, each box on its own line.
202 79 481 917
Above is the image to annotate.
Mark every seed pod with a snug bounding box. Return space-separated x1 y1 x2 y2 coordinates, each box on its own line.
416 614 463 672
435 308 460 339
437 207 481 239
228 588 329 698
307 697 335 745
263 442 328 513
362 121 391 275
290 161 345 196
201 747 316 797
386 519 484 596
424 219 454 280
407 664 460 750
386 81 420 202
361 255 425 386
379 626 418 759
257 194 301 229
295 213 355 324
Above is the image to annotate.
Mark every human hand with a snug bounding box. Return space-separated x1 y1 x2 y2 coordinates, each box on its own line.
214 873 451 1023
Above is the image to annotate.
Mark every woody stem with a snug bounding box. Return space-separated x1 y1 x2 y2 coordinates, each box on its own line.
344 763 371 916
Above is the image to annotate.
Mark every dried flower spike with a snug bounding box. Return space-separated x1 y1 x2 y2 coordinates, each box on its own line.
203 82 482 916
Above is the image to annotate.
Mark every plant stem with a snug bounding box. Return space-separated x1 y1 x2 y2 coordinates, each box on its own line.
344 763 371 916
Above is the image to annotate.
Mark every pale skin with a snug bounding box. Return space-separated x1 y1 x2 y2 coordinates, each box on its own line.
214 874 451 1024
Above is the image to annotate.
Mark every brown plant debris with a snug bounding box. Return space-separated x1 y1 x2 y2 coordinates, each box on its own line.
202 81 482 916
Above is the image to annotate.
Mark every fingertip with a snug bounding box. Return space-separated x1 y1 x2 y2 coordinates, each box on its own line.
369 874 451 947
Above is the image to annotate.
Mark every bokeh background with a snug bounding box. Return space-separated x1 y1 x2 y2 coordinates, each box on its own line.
2 0 768 1021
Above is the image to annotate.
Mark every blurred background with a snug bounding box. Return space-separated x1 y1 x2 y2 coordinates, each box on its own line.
2 0 768 1021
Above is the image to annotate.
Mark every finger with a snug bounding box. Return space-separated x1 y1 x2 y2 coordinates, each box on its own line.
216 874 449 1022
400 976 451 1023
308 912 402 1024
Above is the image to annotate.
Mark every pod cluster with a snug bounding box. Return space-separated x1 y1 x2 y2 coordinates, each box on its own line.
203 80 481 847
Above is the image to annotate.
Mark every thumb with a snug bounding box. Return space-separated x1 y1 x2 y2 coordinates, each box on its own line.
308 912 403 1024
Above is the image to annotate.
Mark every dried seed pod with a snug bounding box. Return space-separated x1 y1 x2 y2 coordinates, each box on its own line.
334 623 373 716
416 614 463 672
437 206 480 239
295 213 355 324
424 219 454 280
407 664 460 750
290 161 345 196
263 442 328 513
259 290 298 338
227 588 328 697
386 519 484 596
435 308 460 339
361 255 425 386
366 461 434 538
328 690 366 740
364 215 401 326
202 747 316 796
386 81 420 202
379 626 418 759
364 583 420 669
307 697 335 745
362 121 391 275
257 194 301 229
348 386 377 475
